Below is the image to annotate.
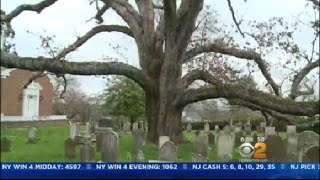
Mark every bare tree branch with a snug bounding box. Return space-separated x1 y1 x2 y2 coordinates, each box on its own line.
180 70 222 89
1 51 154 91
176 0 204 60
60 74 67 98
153 3 163 10
229 99 296 124
94 4 111 24
184 42 280 96
22 71 48 89
56 25 133 59
102 0 141 38
179 85 319 117
290 59 320 99
226 0 245 38
1 0 58 22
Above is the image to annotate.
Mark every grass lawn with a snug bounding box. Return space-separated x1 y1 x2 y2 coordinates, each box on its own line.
1 125 287 162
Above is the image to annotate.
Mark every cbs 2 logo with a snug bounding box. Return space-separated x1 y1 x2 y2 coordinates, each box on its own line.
239 142 267 159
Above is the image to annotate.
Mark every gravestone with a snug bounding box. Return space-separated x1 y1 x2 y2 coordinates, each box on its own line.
256 125 262 134
80 135 95 162
98 116 113 128
194 134 209 157
204 123 210 133
75 122 81 144
265 127 276 139
297 131 319 162
191 153 209 162
302 145 319 162
223 125 231 134
217 133 234 162
235 132 245 147
69 123 76 139
123 122 131 132
286 133 299 162
64 138 76 159
132 122 138 131
265 134 286 162
136 150 145 162
159 141 177 162
85 122 91 136
132 131 146 162
286 125 296 134
234 126 241 133
159 136 170 149
1 137 11 152
215 125 220 133
244 125 251 135
101 128 119 162
138 121 144 130
187 123 192 132
28 127 37 144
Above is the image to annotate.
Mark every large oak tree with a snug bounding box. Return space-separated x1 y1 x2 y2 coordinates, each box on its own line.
1 0 319 143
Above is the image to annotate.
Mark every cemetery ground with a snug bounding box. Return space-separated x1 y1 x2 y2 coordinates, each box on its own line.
0 125 290 162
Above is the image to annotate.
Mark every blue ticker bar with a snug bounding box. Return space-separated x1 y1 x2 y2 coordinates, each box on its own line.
0 162 319 179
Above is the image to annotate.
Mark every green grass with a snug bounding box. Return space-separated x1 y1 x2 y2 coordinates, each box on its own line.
1 125 286 162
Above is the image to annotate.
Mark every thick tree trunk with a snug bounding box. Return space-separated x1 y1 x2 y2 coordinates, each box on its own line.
145 92 160 143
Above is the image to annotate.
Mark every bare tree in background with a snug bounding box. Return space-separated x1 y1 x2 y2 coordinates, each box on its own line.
1 0 319 143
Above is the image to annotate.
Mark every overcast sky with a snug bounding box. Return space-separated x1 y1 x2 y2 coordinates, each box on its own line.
1 0 318 97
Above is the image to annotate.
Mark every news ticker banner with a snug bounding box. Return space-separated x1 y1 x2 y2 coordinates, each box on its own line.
1 163 319 179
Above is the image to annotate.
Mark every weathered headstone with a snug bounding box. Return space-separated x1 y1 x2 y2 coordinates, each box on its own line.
215 125 220 133
159 141 177 162
136 150 145 162
28 127 37 144
69 123 77 139
98 116 113 128
223 125 231 134
132 131 146 162
265 127 276 139
75 122 81 144
138 121 144 130
80 135 95 162
297 131 319 162
85 122 91 136
194 134 209 157
265 134 286 162
244 125 251 135
234 126 241 133
302 145 319 162
1 137 11 152
123 122 131 132
191 153 209 162
286 133 299 162
217 133 234 162
159 136 170 149
204 123 210 133
286 125 296 134
64 138 76 159
187 123 192 132
101 128 119 162
132 122 138 131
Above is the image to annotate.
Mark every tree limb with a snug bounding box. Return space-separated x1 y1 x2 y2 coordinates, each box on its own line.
180 69 222 89
102 0 141 38
229 99 296 124
56 25 133 59
179 84 319 117
184 42 280 96
1 0 58 22
226 0 245 38
176 0 204 60
290 59 320 99
94 4 111 24
23 71 48 89
1 51 154 91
